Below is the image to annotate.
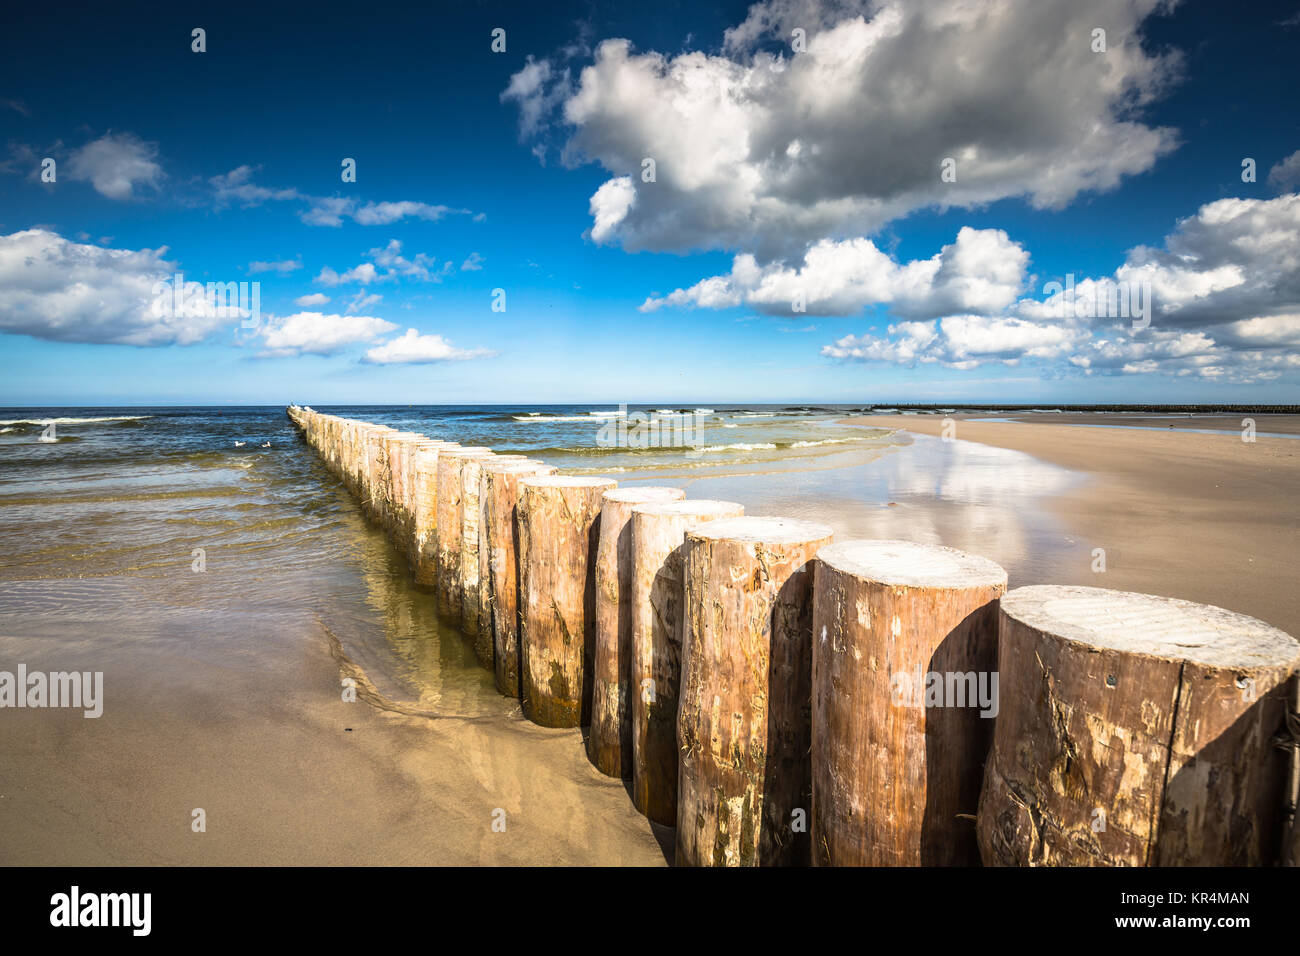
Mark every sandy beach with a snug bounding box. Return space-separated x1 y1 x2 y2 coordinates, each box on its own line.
0 590 670 866
2 407 1296 866
846 414 1300 635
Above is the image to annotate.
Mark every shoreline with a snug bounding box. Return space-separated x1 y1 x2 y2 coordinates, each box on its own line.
843 414 1300 634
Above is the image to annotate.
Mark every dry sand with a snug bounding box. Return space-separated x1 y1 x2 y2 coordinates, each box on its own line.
845 414 1300 635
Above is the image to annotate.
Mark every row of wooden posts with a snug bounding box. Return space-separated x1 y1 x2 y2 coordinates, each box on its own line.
286 406 1300 867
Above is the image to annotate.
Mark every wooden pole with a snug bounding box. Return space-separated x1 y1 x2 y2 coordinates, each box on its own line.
363 427 396 523
483 461 558 698
410 441 457 588
629 498 745 824
587 486 686 778
434 447 492 619
460 454 529 641
677 516 833 866
474 458 546 667
811 539 1007 866
518 475 618 728
383 432 426 548
978 584 1300 866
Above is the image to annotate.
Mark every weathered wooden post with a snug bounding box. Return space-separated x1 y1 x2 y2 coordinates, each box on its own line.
460 454 529 641
629 498 745 824
344 421 368 493
677 516 833 866
410 441 457 587
363 426 396 523
398 434 434 553
474 458 547 669
518 475 617 727
587 486 686 778
483 461 558 698
811 540 1007 866
978 585 1300 866
382 431 425 544
434 446 492 619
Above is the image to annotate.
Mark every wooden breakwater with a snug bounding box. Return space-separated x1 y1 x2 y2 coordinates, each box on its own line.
287 406 1300 867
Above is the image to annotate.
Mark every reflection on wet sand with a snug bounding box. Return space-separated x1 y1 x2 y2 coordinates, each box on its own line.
615 433 1082 589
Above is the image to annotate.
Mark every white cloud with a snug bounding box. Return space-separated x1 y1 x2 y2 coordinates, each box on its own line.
208 166 475 227
817 193 1300 383
0 229 230 346
824 315 1081 369
1268 150 1300 192
211 165 301 206
642 226 1029 317
461 252 485 271
362 328 497 364
316 262 381 286
256 311 397 357
248 258 301 274
316 240 452 286
294 292 330 307
507 0 1180 255
589 176 636 244
501 56 573 138
344 291 383 314
350 201 462 226
67 132 163 200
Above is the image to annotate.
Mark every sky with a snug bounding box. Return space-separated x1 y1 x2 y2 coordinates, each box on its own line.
0 0 1298 406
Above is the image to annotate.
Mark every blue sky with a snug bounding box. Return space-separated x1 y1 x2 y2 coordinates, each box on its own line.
1 0 1298 405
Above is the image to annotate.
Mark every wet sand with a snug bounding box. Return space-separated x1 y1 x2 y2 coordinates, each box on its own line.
0 601 670 865
845 415 1300 635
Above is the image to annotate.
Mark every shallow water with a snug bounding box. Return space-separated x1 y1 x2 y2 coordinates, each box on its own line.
0 406 1079 713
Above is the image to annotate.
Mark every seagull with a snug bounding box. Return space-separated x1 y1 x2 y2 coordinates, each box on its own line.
234 441 246 447
260 441 271 448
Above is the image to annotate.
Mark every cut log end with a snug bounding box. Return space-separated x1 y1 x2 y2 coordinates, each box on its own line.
817 538 1008 591
685 515 835 546
1002 584 1299 670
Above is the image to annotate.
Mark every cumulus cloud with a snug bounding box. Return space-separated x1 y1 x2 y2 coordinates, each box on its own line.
506 0 1181 255
824 316 1083 370
294 292 330 307
67 132 163 200
0 229 231 346
816 194 1300 383
362 328 497 364
460 252 485 271
642 226 1029 317
255 311 397 357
